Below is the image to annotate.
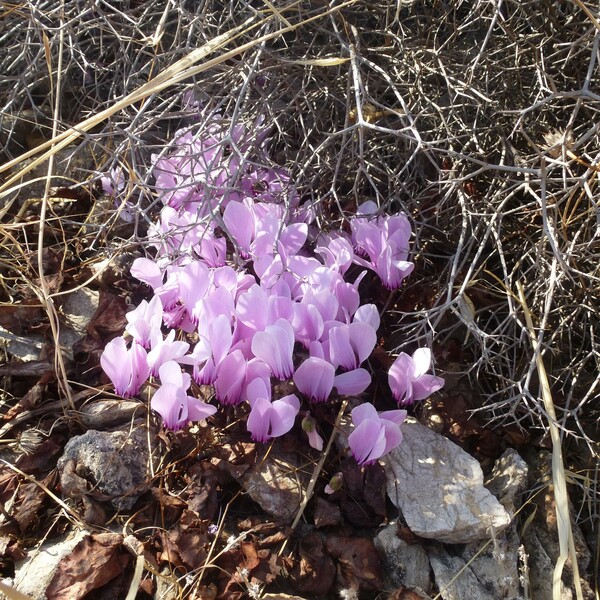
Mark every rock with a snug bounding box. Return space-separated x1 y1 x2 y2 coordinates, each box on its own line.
241 447 306 522
59 287 100 354
0 325 44 362
57 428 151 511
382 420 511 543
12 529 88 600
485 449 528 516
374 523 431 592
428 523 524 600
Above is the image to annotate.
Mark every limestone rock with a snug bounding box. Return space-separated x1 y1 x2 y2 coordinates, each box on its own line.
13 530 88 600
382 421 511 543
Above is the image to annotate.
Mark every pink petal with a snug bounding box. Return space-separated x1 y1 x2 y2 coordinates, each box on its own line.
185 396 217 423
411 348 432 377
334 369 371 395
379 409 408 426
100 337 130 396
349 402 379 427
353 304 380 331
411 374 445 401
151 383 183 429
130 258 163 289
348 321 377 365
268 394 300 438
388 353 414 404
328 325 356 370
251 319 295 380
348 418 385 465
214 350 247 405
223 199 255 255
246 377 271 406
293 357 334 403
236 284 269 332
247 396 271 442
292 303 324 347
279 223 307 255
207 314 234 366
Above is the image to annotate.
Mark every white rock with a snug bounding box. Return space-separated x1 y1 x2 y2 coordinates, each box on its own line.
382 421 511 543
13 530 88 600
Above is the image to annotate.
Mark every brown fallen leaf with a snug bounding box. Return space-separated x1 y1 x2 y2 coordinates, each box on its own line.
45 533 129 600
289 532 336 596
13 472 56 535
338 458 386 528
313 496 342 528
325 535 383 592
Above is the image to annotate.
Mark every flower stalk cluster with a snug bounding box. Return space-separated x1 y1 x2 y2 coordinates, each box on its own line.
100 113 444 465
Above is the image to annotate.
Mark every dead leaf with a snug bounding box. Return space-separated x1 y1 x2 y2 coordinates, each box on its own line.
325 535 383 592
338 459 386 527
13 480 47 534
15 434 63 475
46 533 128 600
289 532 336 596
158 510 210 571
313 496 342 528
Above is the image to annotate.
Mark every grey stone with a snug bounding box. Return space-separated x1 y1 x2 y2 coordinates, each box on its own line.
486 449 528 516
374 523 432 592
428 523 524 600
241 448 306 522
382 421 511 543
57 428 151 510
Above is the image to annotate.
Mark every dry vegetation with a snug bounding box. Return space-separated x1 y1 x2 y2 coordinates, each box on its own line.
0 0 599 598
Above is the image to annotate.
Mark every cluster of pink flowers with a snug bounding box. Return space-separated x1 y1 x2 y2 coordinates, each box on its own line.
100 113 444 465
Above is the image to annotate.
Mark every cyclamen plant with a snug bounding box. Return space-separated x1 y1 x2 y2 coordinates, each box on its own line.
100 112 444 466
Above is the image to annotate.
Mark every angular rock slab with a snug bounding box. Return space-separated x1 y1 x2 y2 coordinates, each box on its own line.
374 523 432 592
382 421 511 543
428 523 524 600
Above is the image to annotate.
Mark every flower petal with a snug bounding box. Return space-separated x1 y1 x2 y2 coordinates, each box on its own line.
333 368 371 395
293 357 334 403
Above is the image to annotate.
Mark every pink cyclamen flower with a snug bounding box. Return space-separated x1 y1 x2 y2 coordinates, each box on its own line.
327 322 377 371
151 361 217 431
293 357 335 403
100 337 150 398
348 403 407 466
213 350 247 405
125 295 164 348
388 348 445 405
250 318 295 380
246 378 300 442
147 329 190 377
